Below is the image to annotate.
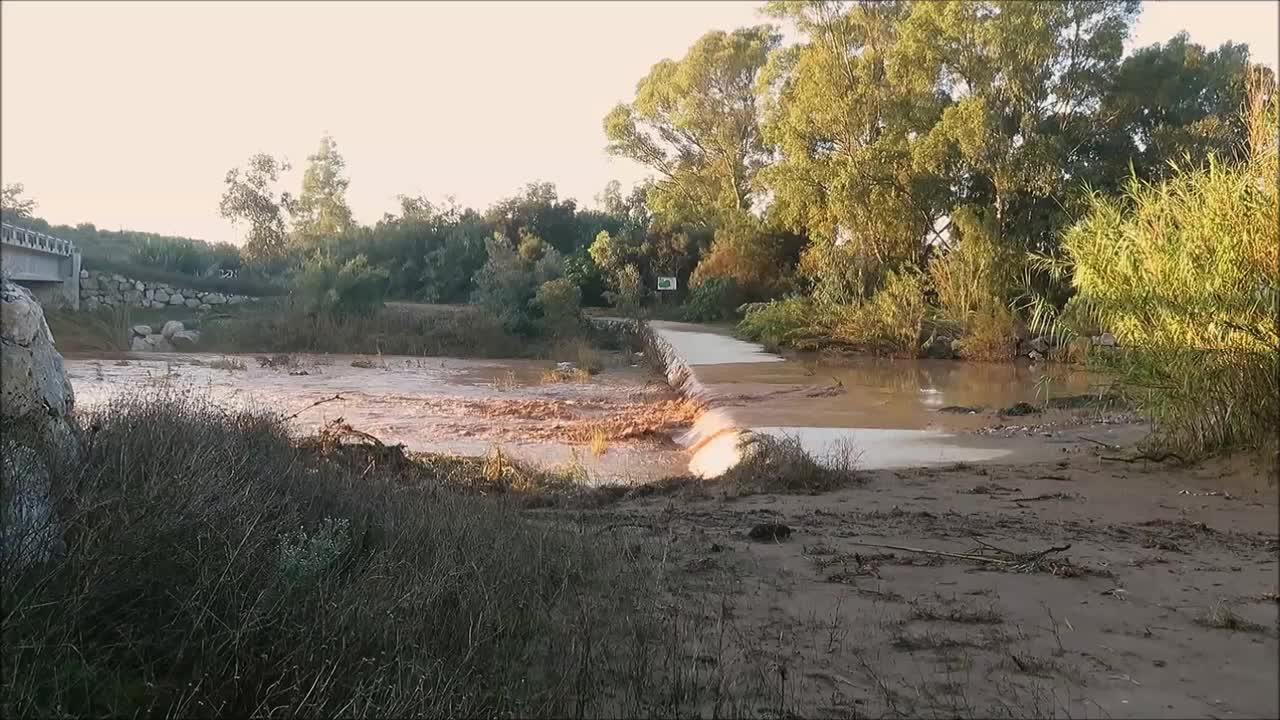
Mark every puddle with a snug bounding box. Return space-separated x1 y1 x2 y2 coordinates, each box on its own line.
64 352 691 483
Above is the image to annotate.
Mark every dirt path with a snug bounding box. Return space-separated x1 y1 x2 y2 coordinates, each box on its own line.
556 449 1279 718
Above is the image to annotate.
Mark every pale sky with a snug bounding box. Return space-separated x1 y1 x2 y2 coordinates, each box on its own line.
2 0 1277 245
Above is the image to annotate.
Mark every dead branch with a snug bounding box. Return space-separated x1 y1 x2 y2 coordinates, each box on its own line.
845 540 1072 572
1101 452 1184 464
284 393 344 421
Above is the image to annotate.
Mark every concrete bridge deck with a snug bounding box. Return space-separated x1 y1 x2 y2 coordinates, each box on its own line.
1 222 81 309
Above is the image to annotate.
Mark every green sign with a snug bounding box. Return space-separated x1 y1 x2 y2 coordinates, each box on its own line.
656 276 677 291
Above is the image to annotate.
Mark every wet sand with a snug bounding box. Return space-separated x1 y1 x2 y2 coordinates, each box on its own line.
64 352 692 482
556 448 1279 718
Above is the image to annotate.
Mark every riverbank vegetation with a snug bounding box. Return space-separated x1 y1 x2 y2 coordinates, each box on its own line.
0 392 710 717
3 2 1273 457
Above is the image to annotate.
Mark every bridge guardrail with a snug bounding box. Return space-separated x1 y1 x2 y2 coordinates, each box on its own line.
1 222 78 257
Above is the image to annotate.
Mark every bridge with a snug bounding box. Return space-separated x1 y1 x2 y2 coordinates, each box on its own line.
1 222 81 310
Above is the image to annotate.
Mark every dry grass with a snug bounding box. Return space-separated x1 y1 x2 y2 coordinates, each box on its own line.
589 428 609 457
722 434 861 494
1195 601 1267 633
207 356 246 372
0 391 731 718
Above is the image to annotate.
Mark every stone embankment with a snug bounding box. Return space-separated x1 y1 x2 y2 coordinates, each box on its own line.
79 270 259 312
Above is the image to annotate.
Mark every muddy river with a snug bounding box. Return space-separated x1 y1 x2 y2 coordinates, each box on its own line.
65 352 694 482
65 343 1134 481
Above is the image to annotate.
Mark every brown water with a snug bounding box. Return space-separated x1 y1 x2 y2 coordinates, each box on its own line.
64 352 691 482
699 354 1106 431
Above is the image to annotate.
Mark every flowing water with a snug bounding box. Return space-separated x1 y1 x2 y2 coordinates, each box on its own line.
645 321 1138 476
64 352 693 482
66 327 1136 481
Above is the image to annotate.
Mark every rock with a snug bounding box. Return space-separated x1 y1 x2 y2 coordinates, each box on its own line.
556 361 577 372
924 335 956 360
131 324 152 337
228 296 244 305
143 334 175 352
111 274 125 283
1097 332 1117 347
1 280 77 569
170 330 200 349
150 301 166 309
1028 337 1049 354
168 294 185 306
1001 402 1041 417
197 303 211 312
184 298 200 309
161 320 185 339
85 297 101 311
748 522 792 542
123 291 143 306
938 405 983 414
130 336 149 352
153 290 170 303
205 293 227 305
1029 350 1044 363
134 281 145 292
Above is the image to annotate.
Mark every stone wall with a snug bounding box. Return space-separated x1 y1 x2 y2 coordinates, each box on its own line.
78 270 260 312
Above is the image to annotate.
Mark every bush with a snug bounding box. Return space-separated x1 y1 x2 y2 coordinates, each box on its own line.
736 296 820 351
1 392 681 717
201 304 528 358
1058 83 1278 456
533 278 582 339
689 215 786 301
828 269 928 357
294 253 389 317
929 207 1022 360
679 276 740 322
473 234 563 334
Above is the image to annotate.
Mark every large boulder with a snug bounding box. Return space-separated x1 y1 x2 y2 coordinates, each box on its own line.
205 293 227 305
132 324 152 337
171 329 201 349
144 334 175 353
168 293 185 306
1 281 77 569
161 320 185 339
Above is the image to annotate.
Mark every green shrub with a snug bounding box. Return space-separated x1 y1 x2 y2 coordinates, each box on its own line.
829 269 928 357
929 207 1022 360
201 304 527 358
1058 84 1278 456
679 276 739 322
533 277 583 338
294 253 389 316
736 296 821 351
473 233 563 334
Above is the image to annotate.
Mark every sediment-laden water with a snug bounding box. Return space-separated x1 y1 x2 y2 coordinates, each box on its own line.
64 352 694 482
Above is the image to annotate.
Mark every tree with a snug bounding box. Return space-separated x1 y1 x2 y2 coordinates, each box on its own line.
290 135 354 248
895 0 1140 251
219 154 292 266
1102 33 1274 181
1 182 37 222
604 25 782 227
485 182 582 254
760 0 947 300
